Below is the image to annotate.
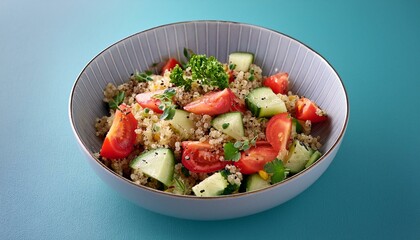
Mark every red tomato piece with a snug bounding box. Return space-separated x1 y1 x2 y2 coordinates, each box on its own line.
229 91 247 113
295 97 327 123
234 146 278 174
266 113 292 152
263 72 289 94
181 141 227 173
161 58 181 74
183 88 233 116
135 90 164 113
100 105 138 159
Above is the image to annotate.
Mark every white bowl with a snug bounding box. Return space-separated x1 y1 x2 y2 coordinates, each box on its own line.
69 21 349 220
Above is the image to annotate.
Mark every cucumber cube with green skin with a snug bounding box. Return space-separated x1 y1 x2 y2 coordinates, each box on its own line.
168 109 195 140
305 150 322 168
211 112 245 140
246 173 271 192
228 52 254 72
192 172 229 197
130 148 175 187
245 87 287 118
284 140 314 173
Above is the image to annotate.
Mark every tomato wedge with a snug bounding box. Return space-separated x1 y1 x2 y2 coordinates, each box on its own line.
234 145 278 174
295 97 327 123
183 88 233 116
100 105 138 159
161 58 181 74
266 113 292 152
263 72 289 94
135 90 164 113
229 91 247 113
181 141 227 173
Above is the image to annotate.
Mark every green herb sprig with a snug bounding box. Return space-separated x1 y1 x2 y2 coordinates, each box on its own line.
170 52 229 90
109 91 125 110
264 159 289 184
223 136 258 161
169 66 193 91
152 88 177 120
133 70 153 82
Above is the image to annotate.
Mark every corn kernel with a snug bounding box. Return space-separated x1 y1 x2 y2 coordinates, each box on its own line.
258 170 269 180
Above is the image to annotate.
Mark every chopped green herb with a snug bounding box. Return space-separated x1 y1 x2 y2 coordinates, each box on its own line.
169 66 192 91
234 141 243 148
229 63 236 70
133 70 153 82
108 91 125 110
152 88 177 120
264 159 289 184
248 68 255 81
220 169 240 195
223 142 241 161
222 123 230 129
225 137 258 161
144 108 150 113
173 177 187 195
170 53 229 90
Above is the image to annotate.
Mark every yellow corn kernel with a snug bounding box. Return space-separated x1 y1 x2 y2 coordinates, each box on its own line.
153 132 160 141
258 170 269 181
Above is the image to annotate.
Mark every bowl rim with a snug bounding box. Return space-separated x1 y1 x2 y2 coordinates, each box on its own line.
69 20 349 200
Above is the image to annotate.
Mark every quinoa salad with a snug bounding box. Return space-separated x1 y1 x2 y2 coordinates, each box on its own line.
94 50 328 196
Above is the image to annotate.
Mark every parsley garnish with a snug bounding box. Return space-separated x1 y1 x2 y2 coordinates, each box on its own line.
223 142 241 161
152 88 177 120
223 136 257 161
222 123 230 129
229 63 236 70
109 91 125 110
169 66 193 91
264 159 289 184
170 53 229 90
133 70 153 82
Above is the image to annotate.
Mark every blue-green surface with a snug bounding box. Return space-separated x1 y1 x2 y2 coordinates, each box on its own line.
1 0 419 239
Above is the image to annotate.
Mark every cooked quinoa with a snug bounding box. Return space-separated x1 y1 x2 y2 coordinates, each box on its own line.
95 52 325 196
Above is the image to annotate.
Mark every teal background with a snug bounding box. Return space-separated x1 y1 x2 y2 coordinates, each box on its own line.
1 0 419 239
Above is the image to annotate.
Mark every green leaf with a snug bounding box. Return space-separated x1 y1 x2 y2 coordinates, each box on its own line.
160 106 176 120
264 159 288 184
229 63 236 70
169 65 192 91
233 141 242 149
133 70 154 82
223 142 241 161
108 91 125 110
183 48 195 60
222 123 230 129
188 54 229 89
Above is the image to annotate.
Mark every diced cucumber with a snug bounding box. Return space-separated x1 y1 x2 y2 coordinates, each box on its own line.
305 150 322 168
211 112 244 140
228 52 254 72
168 109 195 140
192 172 229 197
284 140 314 173
245 87 287 117
130 148 175 187
246 173 270 192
